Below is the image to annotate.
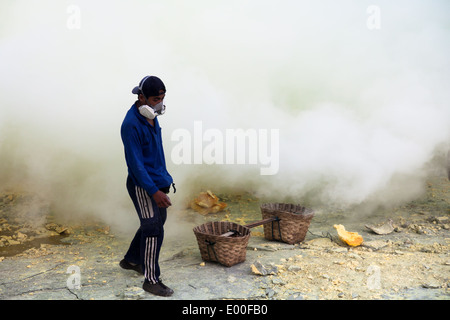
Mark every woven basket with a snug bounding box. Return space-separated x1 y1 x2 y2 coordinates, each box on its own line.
260 203 314 244
193 221 251 267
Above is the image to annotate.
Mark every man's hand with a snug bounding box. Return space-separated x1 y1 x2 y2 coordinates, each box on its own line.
152 190 172 208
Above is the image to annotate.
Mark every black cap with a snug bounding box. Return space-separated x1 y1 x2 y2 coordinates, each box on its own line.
132 76 166 98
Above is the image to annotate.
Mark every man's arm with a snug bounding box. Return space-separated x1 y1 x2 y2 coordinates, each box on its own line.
121 122 172 208
121 124 159 194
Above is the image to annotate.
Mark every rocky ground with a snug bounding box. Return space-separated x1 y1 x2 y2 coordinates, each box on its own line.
0 173 448 300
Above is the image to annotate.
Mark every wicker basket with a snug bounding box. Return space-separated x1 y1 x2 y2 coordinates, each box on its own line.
193 221 251 267
260 203 314 244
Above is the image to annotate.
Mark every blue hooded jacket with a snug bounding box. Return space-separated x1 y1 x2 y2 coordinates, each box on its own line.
121 103 173 195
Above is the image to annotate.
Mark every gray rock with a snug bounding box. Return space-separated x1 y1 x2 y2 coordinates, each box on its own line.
250 260 278 276
422 279 441 289
271 278 285 285
123 286 145 299
288 265 302 272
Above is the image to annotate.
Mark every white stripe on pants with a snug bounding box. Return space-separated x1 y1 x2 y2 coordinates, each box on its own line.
145 237 158 283
135 186 154 219
135 186 158 283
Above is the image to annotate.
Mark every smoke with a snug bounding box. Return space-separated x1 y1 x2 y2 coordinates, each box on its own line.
1 0 449 233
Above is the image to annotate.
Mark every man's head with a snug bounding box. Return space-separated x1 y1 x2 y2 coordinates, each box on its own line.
132 76 166 107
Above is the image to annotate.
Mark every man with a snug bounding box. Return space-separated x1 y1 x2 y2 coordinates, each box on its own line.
120 75 175 297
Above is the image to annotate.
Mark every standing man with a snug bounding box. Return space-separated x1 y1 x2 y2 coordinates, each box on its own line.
120 75 175 297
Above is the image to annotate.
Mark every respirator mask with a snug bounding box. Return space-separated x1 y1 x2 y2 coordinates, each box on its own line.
139 100 166 120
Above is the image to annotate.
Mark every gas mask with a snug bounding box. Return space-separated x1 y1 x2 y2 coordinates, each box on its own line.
139 100 166 120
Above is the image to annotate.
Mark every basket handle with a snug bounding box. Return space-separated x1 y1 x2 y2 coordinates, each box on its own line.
220 217 279 237
244 216 279 229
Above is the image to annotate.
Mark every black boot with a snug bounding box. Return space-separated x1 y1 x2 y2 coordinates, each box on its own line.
119 259 143 274
143 280 174 297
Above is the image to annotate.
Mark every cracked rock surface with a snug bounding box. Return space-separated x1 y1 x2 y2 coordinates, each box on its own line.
0 175 449 300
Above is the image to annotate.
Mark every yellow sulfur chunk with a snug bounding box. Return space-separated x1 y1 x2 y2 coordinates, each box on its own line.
189 190 227 215
333 224 363 247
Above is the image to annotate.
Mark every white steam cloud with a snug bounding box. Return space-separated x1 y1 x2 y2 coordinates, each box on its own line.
1 0 449 232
